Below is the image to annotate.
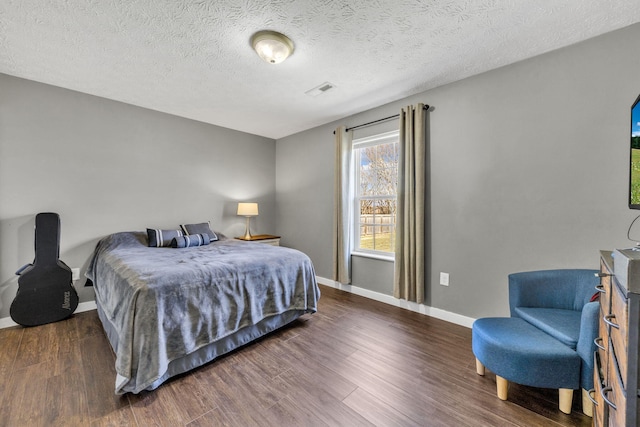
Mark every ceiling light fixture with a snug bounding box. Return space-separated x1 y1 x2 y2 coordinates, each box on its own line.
250 30 294 64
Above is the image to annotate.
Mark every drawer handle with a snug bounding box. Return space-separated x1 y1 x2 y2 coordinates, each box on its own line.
600 386 617 411
595 272 613 278
594 337 605 351
586 388 598 406
595 284 605 293
603 314 620 329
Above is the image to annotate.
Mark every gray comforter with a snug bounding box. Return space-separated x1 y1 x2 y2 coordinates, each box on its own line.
86 231 319 394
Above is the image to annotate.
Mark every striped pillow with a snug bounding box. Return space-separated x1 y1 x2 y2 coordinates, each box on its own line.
170 233 211 248
180 222 218 241
147 228 184 247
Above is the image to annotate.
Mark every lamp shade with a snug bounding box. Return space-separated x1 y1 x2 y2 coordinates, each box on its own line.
250 30 294 64
237 202 259 216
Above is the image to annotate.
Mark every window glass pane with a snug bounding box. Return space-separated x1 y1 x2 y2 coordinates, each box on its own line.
375 198 394 216
359 148 375 196
353 133 399 255
372 198 395 253
360 199 373 217
377 143 396 196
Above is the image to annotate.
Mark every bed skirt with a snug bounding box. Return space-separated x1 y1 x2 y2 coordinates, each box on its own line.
96 300 307 393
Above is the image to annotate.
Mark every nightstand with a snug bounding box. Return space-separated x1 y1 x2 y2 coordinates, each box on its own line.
234 234 280 246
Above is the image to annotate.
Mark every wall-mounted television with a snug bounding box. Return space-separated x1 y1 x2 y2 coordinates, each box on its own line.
630 94 640 209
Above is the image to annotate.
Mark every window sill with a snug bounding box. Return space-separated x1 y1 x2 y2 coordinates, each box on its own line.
351 251 395 262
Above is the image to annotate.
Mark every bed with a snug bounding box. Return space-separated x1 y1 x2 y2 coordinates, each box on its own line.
85 231 320 394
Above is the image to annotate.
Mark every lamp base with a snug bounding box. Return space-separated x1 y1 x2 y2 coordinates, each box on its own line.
242 217 252 240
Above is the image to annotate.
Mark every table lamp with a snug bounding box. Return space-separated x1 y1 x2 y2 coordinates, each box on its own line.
237 202 259 239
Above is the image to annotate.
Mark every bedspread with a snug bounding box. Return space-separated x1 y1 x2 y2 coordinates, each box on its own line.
85 231 319 394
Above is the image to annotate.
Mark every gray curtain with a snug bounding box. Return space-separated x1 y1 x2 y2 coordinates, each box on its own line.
332 126 353 284
394 104 427 303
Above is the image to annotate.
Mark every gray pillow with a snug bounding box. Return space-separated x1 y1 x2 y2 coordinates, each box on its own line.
180 222 218 241
147 228 184 247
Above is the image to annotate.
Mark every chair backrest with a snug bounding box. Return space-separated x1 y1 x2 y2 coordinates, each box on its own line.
508 269 599 314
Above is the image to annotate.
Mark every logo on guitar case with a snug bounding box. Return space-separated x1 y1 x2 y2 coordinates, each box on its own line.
62 291 72 310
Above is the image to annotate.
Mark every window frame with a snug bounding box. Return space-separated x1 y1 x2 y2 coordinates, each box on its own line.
351 130 399 260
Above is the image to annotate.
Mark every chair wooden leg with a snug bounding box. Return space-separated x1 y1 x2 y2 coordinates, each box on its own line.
559 388 573 414
475 358 485 376
496 376 508 400
581 388 593 417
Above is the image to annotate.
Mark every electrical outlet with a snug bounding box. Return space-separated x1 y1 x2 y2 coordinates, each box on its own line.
439 272 450 286
71 268 80 281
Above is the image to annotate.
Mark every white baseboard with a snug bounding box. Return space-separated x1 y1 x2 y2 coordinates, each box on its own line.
0 300 97 329
316 276 475 328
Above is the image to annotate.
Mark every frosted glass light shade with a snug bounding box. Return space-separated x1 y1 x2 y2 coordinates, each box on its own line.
237 202 259 216
250 31 294 64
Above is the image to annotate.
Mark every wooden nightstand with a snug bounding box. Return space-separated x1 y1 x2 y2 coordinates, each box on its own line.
234 234 280 246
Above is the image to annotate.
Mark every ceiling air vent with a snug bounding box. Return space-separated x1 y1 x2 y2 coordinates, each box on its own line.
305 81 336 97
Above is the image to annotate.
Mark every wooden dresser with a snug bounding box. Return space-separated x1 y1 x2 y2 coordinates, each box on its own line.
594 251 640 426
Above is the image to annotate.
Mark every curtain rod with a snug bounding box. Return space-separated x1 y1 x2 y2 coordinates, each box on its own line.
333 104 430 134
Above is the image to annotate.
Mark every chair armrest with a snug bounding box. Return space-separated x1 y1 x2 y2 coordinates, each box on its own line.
576 301 599 390
576 301 599 361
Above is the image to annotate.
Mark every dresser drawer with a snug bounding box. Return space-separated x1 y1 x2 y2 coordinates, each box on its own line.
604 342 627 427
597 311 609 371
609 282 629 387
595 328 608 406
599 261 612 356
257 238 280 246
593 351 609 427
600 260 612 314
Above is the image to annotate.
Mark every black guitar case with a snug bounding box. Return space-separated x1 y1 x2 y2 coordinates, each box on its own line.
10 212 79 327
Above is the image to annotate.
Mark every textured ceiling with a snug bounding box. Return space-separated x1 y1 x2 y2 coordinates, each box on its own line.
1 1 639 139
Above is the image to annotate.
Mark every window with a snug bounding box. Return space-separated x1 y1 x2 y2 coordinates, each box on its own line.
352 130 399 256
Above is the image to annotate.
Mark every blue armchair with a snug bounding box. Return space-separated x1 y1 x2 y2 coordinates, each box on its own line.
472 269 600 415
509 269 600 398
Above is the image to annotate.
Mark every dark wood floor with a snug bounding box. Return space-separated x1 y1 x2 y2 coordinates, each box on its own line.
0 285 592 427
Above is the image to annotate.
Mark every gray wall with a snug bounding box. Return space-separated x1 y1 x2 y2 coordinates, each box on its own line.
2 23 639 324
275 23 640 319
0 74 276 320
